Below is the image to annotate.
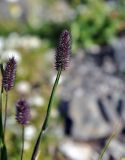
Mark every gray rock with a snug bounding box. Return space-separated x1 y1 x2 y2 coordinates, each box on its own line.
60 53 125 140
59 138 96 160
109 139 125 159
112 37 125 72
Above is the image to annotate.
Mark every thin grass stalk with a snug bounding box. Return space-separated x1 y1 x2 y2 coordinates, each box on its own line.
0 63 4 159
21 126 25 160
0 93 3 139
98 133 115 160
0 63 4 141
31 68 62 160
0 93 3 160
3 92 8 138
0 64 8 160
0 64 4 94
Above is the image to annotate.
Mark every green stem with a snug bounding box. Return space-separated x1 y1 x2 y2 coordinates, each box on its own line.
0 92 9 160
31 68 62 160
0 65 8 160
3 92 8 139
98 133 115 160
0 93 4 141
0 64 4 94
21 126 24 160
0 93 3 160
0 63 4 145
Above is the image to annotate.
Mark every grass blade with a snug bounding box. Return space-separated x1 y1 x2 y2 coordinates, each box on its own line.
0 63 8 160
98 133 115 160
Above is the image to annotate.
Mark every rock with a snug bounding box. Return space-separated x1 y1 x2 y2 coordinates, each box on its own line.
59 138 95 160
108 138 125 159
112 37 125 72
59 53 125 140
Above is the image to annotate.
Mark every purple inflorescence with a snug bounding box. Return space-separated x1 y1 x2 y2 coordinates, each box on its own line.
2 57 17 92
16 99 30 125
55 29 71 71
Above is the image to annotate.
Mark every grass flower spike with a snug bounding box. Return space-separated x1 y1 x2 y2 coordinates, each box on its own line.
16 99 30 125
3 57 16 92
55 29 71 70
3 57 17 139
16 98 30 160
1 57 17 160
31 29 71 160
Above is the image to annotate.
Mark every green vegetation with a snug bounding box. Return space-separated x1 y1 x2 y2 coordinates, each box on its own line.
0 0 125 159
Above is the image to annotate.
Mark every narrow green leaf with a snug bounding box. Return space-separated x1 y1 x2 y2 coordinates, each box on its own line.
98 133 115 160
1 144 8 160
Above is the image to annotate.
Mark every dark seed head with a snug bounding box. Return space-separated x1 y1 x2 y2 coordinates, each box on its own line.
2 57 17 92
16 99 30 125
55 29 71 71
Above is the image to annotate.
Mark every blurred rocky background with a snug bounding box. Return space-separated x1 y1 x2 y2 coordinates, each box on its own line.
0 0 125 160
